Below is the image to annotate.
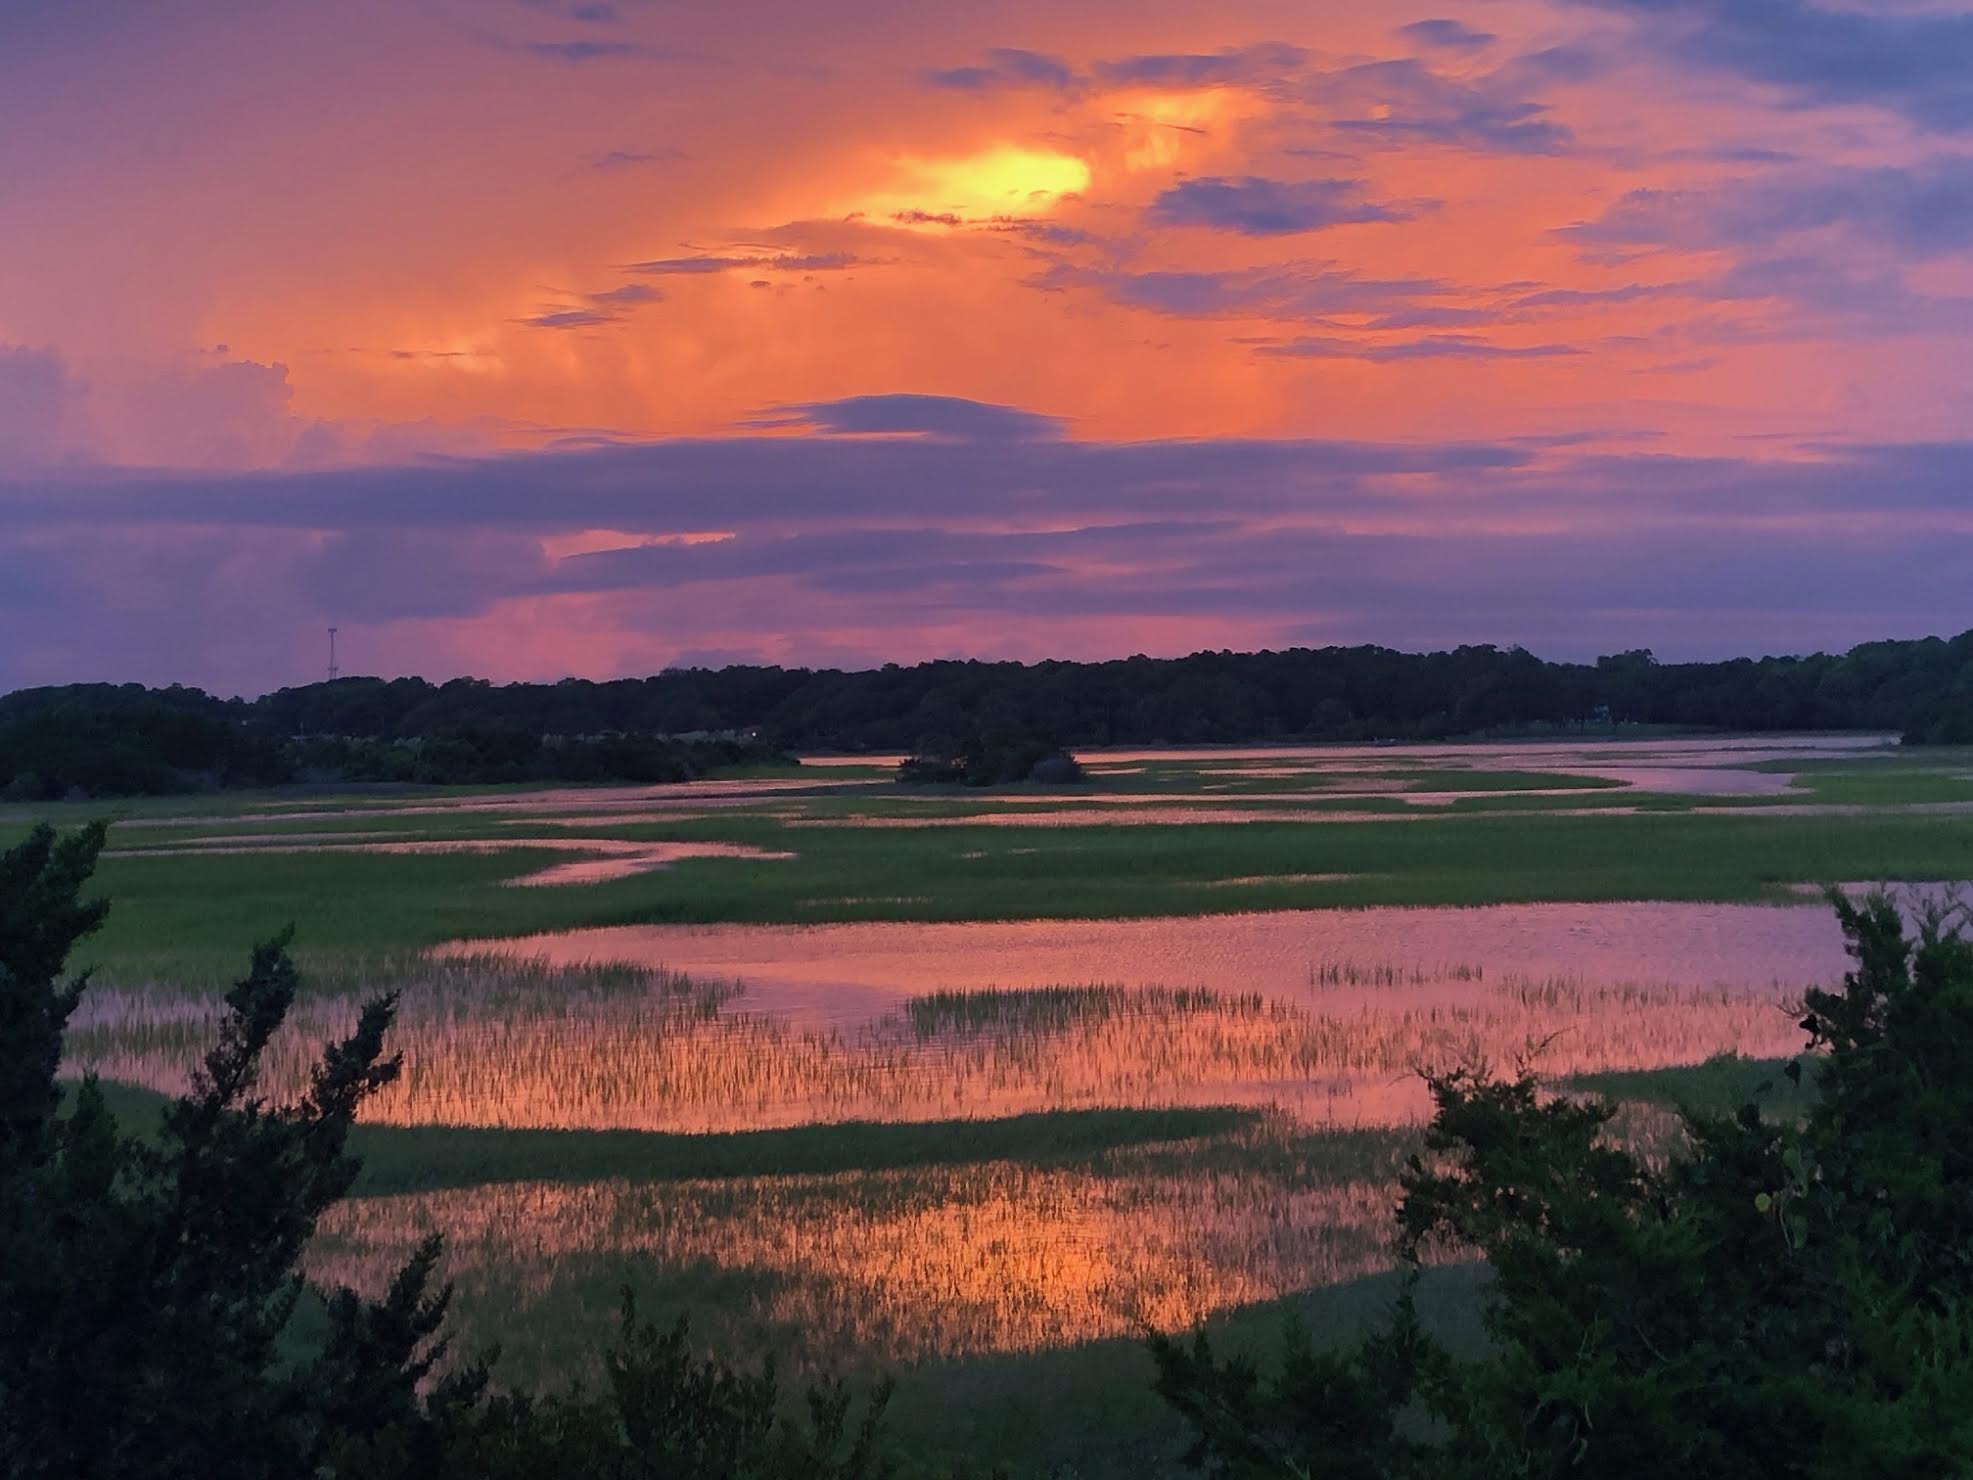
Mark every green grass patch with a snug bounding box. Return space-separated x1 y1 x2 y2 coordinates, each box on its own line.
76 1082 1264 1196
885 1262 1490 1479
1564 1052 1818 1118
347 1106 1268 1196
50 807 1973 981
1797 771 1973 806
902 984 1262 1038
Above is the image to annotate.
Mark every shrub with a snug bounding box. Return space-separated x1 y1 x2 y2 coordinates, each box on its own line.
1152 890 1973 1478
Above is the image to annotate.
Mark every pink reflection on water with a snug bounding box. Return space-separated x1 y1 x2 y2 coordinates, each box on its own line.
789 807 1435 826
1071 736 1891 766
444 902 1858 1026
309 1145 1416 1364
103 836 793 885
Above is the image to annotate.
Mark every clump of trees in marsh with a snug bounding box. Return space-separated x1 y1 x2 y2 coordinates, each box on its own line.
8 627 1973 796
897 732 1085 787
6 823 1973 1475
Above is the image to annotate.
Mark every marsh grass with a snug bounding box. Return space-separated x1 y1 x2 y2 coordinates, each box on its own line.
308 1114 1432 1367
45 810 1973 988
27 743 1948 1477
1311 959 1485 987
902 984 1262 1038
68 952 1813 1136
1563 1050 1814 1118
879 1261 1491 1478
74 1080 1264 1195
71 997 1810 1480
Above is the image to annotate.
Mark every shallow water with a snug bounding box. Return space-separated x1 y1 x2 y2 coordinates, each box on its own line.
309 1146 1412 1367
77 892 1859 1136
71 883 1954 1373
90 734 1907 847
787 806 1431 827
446 901 1865 1027
1072 735 1891 767
316 899 1913 1132
71 732 1956 1375
103 836 793 886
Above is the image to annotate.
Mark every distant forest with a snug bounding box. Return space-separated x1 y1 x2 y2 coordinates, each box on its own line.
5 630 1973 798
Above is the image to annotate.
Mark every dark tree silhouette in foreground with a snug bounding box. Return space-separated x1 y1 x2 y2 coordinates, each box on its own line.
1154 890 1973 1477
0 824 891 1480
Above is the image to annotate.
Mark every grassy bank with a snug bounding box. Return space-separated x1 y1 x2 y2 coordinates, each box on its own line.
50 808 1973 982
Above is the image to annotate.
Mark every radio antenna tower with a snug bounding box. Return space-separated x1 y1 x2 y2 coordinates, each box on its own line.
327 627 339 682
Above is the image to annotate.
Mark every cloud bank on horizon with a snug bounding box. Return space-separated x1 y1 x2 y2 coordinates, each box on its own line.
2 0 1971 692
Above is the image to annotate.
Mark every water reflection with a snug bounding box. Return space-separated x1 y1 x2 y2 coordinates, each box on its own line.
65 891 1917 1374
308 1125 1418 1371
445 902 1857 1030
71 908 1831 1134
102 837 793 886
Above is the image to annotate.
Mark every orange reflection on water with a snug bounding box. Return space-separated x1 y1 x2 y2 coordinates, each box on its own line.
309 1142 1410 1366
67 954 1808 1134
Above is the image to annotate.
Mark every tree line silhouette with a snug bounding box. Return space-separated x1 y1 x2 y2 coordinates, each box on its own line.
6 629 1972 797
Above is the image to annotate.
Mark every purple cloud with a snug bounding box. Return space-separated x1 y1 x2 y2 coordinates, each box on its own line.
1573 0 1973 133
1398 19 1496 53
751 394 1066 441
0 346 83 467
587 282 662 307
1573 159 1973 257
522 39 650 63
1148 176 1413 235
1258 334 1582 361
519 309 618 329
623 252 864 274
1094 43 1308 87
1038 261 1453 321
520 0 621 19
1314 58 1575 154
5 424 1973 691
583 148 686 170
925 48 1077 91
517 281 661 329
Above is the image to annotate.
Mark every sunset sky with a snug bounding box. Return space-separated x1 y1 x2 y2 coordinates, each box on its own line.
4 0 1972 693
